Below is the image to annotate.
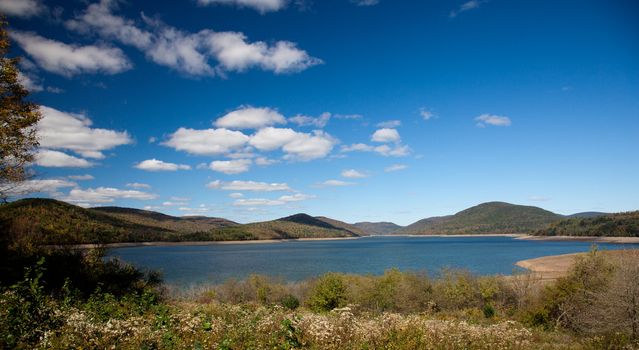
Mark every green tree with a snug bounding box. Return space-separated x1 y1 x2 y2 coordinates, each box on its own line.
0 17 41 202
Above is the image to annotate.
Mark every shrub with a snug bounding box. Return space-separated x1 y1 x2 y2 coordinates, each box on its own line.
306 273 347 312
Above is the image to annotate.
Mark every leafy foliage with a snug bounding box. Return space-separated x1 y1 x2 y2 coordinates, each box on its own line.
535 211 639 237
0 18 42 202
400 201 563 235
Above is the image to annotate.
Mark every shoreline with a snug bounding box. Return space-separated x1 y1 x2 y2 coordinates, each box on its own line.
54 233 639 249
516 235 639 244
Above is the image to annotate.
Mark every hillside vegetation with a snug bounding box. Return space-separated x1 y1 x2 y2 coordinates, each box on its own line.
353 221 403 235
214 213 364 240
0 199 364 245
535 211 639 237
400 202 562 235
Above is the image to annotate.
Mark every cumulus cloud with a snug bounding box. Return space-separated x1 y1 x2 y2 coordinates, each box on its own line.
317 179 355 187
37 106 132 159
17 71 43 92
229 192 244 198
371 128 401 143
0 0 46 18
164 127 249 156
62 186 158 203
341 143 410 157
68 174 94 180
475 114 511 127
215 106 286 129
5 179 76 196
249 127 337 161
233 193 314 206
341 169 367 178
126 182 151 189
135 159 191 171
289 112 331 128
34 150 93 168
197 0 288 13
207 180 292 191
384 164 407 172
420 108 435 121
66 0 320 76
376 120 401 128
450 0 483 18
209 159 252 174
9 31 131 77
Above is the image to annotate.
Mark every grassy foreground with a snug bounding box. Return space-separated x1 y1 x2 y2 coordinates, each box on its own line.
1 246 639 349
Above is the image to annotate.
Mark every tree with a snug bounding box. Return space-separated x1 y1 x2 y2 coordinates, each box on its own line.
0 17 41 202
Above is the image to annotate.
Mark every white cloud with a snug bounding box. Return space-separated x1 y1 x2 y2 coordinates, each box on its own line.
162 201 188 206
229 192 244 198
34 150 92 168
255 157 279 166
66 1 320 76
351 0 379 6
475 114 511 127
371 128 401 143
376 120 401 128
249 127 337 161
450 0 482 18
68 174 94 180
341 143 410 157
341 169 368 178
0 0 45 18
420 108 435 121
38 106 132 159
164 127 249 156
318 179 355 187
126 183 151 189
63 187 158 203
6 179 76 196
289 112 331 128
9 31 131 77
17 71 43 92
215 106 286 129
197 0 287 13
209 159 252 174
135 159 191 171
384 164 407 172
281 130 337 161
249 127 298 151
206 180 291 192
334 114 363 120
204 31 322 74
233 192 313 206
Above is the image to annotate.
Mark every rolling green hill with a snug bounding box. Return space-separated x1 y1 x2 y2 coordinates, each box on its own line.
535 211 639 237
353 222 403 235
213 213 365 240
399 202 563 235
0 199 365 245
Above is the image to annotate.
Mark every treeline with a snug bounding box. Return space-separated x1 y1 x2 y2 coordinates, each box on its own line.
535 211 639 237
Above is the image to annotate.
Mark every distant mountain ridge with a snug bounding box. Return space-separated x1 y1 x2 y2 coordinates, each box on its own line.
1 198 637 245
398 202 562 235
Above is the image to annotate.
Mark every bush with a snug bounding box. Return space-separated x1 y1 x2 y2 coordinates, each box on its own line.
306 273 347 312
281 294 300 310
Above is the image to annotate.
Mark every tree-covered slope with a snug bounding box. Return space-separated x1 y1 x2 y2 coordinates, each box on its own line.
535 211 639 237
399 202 562 235
353 221 403 235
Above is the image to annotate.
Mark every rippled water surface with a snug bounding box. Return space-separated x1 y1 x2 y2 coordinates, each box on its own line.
109 236 637 285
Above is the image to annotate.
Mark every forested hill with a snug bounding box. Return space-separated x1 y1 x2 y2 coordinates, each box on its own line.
399 202 562 235
535 211 639 237
0 199 366 245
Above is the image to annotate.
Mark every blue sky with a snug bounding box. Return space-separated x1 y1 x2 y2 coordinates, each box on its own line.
2 0 638 225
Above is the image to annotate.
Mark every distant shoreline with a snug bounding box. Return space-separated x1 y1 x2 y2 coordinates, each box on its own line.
54 233 639 249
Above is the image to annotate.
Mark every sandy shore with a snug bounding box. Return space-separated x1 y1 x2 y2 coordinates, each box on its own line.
517 235 639 244
515 249 639 281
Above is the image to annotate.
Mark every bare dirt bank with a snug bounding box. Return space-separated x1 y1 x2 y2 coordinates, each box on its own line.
517 235 639 244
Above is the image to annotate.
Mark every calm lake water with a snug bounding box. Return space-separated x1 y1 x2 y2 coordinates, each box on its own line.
109 236 638 285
